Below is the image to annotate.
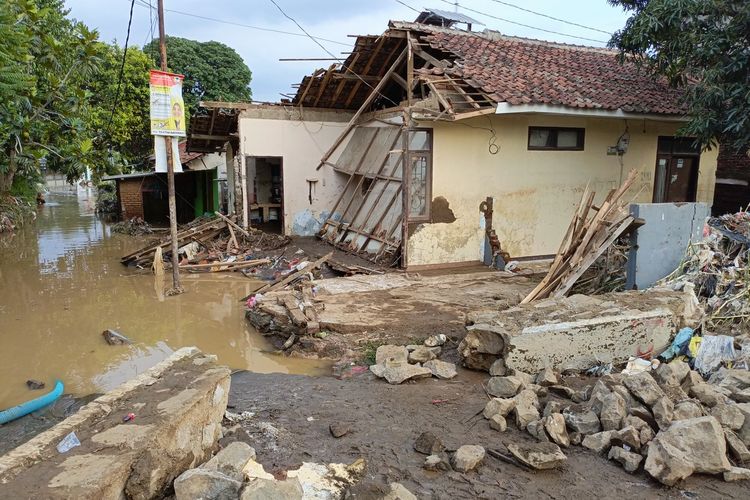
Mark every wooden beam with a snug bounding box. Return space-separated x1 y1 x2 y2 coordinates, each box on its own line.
406 32 414 107
331 73 378 82
313 64 337 108
413 48 445 68
199 101 252 110
344 36 387 108
451 107 497 121
189 133 233 141
315 48 407 171
391 72 408 91
331 52 361 104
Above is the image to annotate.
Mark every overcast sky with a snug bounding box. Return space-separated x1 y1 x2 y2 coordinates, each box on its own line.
65 0 631 103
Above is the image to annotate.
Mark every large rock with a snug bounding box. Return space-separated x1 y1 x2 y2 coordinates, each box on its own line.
489 358 507 377
240 478 303 500
513 390 540 429
459 324 506 371
725 429 750 463
611 426 641 451
623 373 665 407
370 361 432 385
644 416 731 486
408 346 439 364
652 397 674 431
711 404 745 431
452 445 485 472
536 367 559 387
690 383 730 407
376 345 408 365
526 419 549 442
507 442 567 470
423 359 457 380
174 469 243 500
723 467 750 482
203 442 256 482
483 398 516 419
414 432 445 455
544 413 570 447
487 376 524 398
0 348 230 500
654 360 690 387
488 414 507 432
581 431 615 454
563 406 601 435
600 392 627 431
608 446 643 473
673 401 703 421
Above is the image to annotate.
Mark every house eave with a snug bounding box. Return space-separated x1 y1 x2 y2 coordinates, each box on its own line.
495 102 689 122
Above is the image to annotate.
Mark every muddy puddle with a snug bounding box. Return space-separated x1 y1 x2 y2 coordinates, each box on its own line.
0 190 329 410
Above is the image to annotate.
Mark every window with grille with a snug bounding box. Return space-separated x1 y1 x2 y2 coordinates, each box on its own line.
407 129 432 221
528 127 585 151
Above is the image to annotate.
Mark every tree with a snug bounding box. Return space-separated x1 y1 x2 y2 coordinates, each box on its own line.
0 0 100 196
144 36 252 112
86 43 154 174
609 0 750 150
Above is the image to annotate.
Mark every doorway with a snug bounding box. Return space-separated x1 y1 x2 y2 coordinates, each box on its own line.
653 136 700 203
246 156 283 233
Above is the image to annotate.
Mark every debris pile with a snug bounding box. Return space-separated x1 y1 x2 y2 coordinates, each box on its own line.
368 336 457 384
661 211 750 330
111 217 154 236
522 169 638 303
480 358 750 484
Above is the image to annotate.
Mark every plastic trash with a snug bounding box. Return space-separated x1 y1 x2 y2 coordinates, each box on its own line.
660 327 694 361
694 335 736 376
122 412 136 423
57 431 81 453
621 357 652 375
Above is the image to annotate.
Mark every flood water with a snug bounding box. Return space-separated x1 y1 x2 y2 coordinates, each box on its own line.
0 190 328 410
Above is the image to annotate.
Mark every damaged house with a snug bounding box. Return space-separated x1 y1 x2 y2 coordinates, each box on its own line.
187 10 718 270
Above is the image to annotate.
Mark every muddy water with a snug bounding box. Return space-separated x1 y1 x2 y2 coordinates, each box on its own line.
0 191 328 410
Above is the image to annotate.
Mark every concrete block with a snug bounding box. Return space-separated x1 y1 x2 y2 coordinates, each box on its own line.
627 202 709 289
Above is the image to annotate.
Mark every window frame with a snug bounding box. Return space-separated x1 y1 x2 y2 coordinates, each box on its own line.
405 128 433 223
527 126 585 151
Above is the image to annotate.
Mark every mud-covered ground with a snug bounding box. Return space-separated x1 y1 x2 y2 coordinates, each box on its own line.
227 370 746 499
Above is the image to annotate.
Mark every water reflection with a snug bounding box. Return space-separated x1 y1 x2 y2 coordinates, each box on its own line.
0 192 328 409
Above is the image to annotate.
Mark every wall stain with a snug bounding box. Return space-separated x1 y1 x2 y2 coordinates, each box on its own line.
431 196 457 223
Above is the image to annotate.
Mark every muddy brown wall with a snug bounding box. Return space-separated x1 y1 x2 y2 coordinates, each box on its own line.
119 179 144 219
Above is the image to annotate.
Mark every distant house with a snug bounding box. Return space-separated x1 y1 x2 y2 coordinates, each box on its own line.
104 141 228 225
712 144 750 215
187 10 718 269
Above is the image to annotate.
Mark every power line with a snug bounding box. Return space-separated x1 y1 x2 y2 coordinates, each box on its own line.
129 0 350 47
106 0 136 136
394 0 421 14
438 0 608 44
485 0 613 36
267 0 398 107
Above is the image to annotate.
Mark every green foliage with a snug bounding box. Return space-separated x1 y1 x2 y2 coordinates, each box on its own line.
144 36 252 112
609 0 750 150
361 341 387 366
94 181 119 214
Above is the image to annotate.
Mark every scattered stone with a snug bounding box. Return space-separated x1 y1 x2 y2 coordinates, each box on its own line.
628 403 657 429
382 482 418 500
660 383 690 404
408 346 440 364
563 406 601 435
513 389 541 429
544 413 570 447
414 432 445 455
527 419 549 442
452 445 485 473
608 446 642 473
507 442 567 470
682 370 705 391
711 404 745 430
375 345 408 365
371 361 432 385
483 397 516 419
510 370 535 387
488 413 507 432
202 442 257 482
487 376 523 398
654 360 690 387
652 397 674 431
600 392 627 431
543 400 564 418
725 429 750 463
423 359 457 380
673 401 703 421
622 415 650 431
174 468 242 500
405 345 419 352
424 334 447 347
623 372 665 406
548 385 576 399
640 426 655 445
423 453 451 472
611 426 640 451
644 416 731 486
25 379 45 390
536 367 559 387
489 358 507 377
102 329 131 345
690 383 730 407
581 431 615 454
329 422 350 438
569 432 583 446
723 467 750 482
240 478 304 500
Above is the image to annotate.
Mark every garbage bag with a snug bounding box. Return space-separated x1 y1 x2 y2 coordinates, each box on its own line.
661 327 694 361
694 335 736 376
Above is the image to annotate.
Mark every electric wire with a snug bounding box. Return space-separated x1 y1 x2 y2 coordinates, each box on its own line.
105 0 136 137
485 0 613 35
438 0 608 44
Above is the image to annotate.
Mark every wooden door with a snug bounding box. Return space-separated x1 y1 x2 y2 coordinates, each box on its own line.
653 155 698 203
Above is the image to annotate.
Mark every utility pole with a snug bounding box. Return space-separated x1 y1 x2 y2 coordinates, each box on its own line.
157 0 182 293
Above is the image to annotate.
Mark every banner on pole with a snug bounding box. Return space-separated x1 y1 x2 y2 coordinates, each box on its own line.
149 69 186 137
154 136 182 173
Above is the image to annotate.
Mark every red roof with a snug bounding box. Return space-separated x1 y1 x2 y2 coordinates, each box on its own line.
178 140 204 164
419 27 686 115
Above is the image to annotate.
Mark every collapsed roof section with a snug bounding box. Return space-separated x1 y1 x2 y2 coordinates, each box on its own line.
186 101 241 153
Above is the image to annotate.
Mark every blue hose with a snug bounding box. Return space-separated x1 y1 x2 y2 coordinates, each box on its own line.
0 380 64 425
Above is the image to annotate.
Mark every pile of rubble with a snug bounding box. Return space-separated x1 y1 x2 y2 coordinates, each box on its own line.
111 217 154 236
368 335 457 384
662 211 750 330
480 359 750 484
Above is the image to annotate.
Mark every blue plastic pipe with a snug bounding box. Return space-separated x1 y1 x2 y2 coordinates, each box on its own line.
0 380 64 425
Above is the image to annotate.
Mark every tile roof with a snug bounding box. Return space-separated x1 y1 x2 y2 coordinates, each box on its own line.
418 27 687 115
178 140 204 164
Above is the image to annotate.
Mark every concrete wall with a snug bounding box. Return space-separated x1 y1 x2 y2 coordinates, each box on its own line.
238 106 354 236
406 113 719 267
626 202 710 289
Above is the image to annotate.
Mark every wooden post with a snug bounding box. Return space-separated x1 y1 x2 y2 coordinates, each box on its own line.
157 0 182 293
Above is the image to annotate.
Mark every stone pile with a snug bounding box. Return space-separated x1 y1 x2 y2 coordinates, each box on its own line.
369 336 458 384
481 361 750 485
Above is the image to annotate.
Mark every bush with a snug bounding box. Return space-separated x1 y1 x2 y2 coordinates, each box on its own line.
95 181 119 214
